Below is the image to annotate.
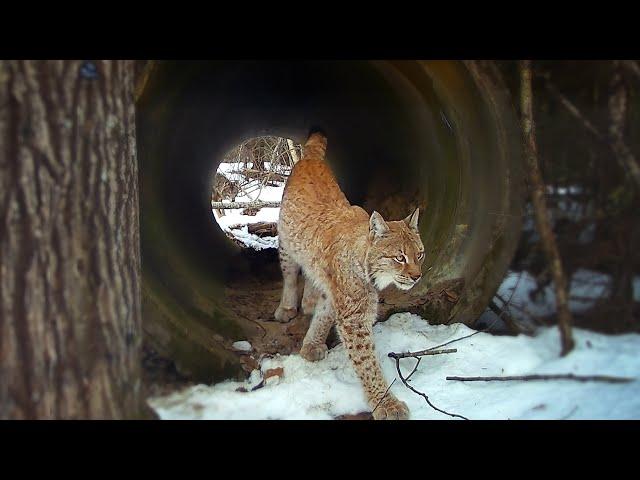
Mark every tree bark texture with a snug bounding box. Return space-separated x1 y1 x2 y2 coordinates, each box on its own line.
519 60 575 356
0 60 144 419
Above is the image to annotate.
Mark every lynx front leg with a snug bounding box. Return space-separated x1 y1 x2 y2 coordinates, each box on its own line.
274 246 301 322
300 293 334 361
335 294 409 420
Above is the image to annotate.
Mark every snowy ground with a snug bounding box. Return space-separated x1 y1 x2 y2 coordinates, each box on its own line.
212 162 283 250
148 313 640 420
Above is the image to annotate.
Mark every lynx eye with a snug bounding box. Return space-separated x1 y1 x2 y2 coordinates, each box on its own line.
394 254 405 263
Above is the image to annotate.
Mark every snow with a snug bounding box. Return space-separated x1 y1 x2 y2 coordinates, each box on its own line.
212 162 284 250
232 341 252 352
147 313 640 420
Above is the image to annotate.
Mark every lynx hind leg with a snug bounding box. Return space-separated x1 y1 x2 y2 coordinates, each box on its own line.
301 279 320 316
300 293 334 362
274 246 301 322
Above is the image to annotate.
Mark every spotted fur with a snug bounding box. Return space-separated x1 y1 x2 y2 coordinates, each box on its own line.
274 131 425 420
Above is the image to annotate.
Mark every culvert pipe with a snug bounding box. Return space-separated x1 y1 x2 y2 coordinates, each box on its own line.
136 60 524 382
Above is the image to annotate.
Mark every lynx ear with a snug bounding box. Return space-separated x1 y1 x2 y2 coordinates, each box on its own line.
369 211 390 239
404 207 420 231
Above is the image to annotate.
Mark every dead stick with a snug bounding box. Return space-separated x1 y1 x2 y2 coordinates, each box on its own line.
388 348 457 360
446 374 633 384
520 60 575 356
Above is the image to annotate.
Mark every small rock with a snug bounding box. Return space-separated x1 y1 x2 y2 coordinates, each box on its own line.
232 340 252 352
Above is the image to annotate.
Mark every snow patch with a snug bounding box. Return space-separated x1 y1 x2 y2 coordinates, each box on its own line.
148 313 640 420
232 341 252 352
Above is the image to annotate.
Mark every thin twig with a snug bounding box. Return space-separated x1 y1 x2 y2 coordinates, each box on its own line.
560 405 579 420
446 374 634 383
405 357 422 381
393 357 469 420
371 378 397 416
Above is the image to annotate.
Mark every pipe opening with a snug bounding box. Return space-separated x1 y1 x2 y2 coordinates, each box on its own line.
211 135 301 250
137 60 524 381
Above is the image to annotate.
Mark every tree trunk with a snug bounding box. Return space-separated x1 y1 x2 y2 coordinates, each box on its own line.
0 60 145 419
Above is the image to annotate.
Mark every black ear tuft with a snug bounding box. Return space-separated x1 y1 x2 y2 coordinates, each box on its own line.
307 126 327 140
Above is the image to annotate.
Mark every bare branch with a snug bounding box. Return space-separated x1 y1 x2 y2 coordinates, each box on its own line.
537 65 640 191
538 74 604 141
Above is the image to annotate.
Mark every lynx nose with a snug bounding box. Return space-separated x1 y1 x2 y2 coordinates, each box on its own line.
409 273 422 282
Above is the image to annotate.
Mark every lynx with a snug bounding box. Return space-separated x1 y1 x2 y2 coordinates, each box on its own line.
211 173 240 217
275 129 424 420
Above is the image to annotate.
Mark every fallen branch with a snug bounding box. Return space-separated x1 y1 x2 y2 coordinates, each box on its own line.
211 200 281 210
446 374 634 383
388 348 457 360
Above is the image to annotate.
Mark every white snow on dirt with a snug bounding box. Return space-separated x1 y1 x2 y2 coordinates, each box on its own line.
147 313 640 420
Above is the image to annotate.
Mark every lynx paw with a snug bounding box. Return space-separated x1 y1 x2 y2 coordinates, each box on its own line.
371 396 410 420
274 306 298 323
299 343 328 362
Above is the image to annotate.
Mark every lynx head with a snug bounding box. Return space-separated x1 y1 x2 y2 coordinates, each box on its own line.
367 208 425 291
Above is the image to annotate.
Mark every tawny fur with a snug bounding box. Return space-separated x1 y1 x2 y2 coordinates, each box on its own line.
274 132 425 420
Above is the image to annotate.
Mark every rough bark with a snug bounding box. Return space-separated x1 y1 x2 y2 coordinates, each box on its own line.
0 60 144 419
519 60 575 356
